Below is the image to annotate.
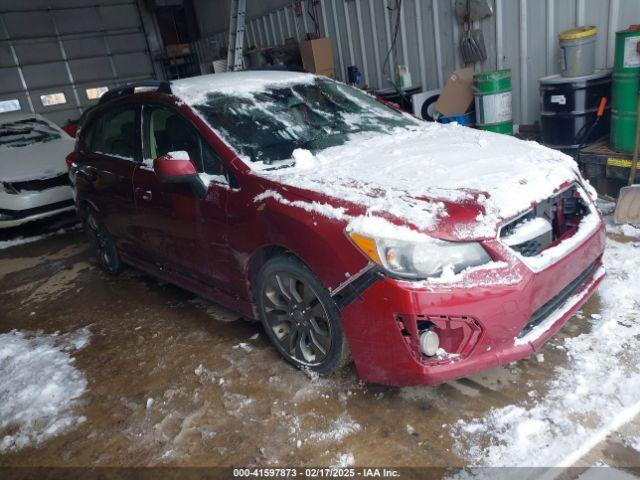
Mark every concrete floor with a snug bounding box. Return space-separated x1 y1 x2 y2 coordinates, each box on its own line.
0 214 638 477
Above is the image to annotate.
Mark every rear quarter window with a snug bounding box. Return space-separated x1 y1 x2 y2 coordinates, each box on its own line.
89 108 137 160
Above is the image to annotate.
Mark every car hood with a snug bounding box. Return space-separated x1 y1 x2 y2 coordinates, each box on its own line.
0 135 75 183
254 122 584 241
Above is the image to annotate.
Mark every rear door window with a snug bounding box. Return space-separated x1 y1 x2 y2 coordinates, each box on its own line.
91 107 139 161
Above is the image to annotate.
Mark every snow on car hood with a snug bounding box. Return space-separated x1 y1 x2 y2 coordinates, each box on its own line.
254 122 583 241
0 135 75 183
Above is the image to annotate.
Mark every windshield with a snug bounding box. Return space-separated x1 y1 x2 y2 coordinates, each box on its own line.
192 78 416 165
0 118 62 150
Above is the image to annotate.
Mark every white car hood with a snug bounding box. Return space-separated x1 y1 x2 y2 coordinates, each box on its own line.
0 135 75 183
255 122 583 240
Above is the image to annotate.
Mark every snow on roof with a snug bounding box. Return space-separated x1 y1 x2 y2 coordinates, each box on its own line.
171 71 316 105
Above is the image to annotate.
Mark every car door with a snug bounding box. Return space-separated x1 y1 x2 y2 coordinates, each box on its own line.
76 105 142 257
132 103 235 289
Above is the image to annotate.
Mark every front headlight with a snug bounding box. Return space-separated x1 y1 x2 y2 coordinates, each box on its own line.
348 231 491 279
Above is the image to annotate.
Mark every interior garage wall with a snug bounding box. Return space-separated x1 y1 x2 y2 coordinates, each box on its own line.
0 0 161 125
202 0 639 126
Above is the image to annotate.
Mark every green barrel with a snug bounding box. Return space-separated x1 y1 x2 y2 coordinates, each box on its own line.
611 26 640 153
473 69 513 134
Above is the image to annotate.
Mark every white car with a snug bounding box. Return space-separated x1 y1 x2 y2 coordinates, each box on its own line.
0 112 76 228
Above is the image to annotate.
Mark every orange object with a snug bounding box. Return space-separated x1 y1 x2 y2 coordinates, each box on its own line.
597 97 607 117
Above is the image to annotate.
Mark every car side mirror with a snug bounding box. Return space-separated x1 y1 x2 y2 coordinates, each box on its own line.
153 151 207 198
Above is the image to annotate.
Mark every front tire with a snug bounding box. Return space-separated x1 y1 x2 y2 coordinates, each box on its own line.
255 256 350 375
84 205 122 275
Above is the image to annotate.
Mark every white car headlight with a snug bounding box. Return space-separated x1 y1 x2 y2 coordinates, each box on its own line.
348 231 492 279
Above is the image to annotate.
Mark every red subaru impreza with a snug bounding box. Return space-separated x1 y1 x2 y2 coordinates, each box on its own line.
70 71 605 386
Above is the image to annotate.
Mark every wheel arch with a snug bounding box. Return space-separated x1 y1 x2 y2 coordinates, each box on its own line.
246 244 307 303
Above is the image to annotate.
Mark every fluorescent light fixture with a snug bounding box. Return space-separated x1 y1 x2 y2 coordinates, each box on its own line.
86 86 108 100
40 92 67 106
0 99 21 112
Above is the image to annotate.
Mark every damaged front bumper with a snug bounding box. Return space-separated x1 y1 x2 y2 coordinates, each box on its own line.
338 215 606 387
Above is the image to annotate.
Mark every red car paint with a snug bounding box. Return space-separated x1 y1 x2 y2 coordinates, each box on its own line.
72 88 605 386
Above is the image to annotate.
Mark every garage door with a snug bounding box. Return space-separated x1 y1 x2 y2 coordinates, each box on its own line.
0 0 155 126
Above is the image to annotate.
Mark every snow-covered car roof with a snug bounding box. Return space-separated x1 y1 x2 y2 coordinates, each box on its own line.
171 71 316 106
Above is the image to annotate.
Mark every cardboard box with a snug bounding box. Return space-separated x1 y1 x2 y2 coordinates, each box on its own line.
299 37 334 77
166 43 191 58
435 68 474 116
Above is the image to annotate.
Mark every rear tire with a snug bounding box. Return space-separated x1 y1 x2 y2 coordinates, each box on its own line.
255 255 351 375
84 205 122 275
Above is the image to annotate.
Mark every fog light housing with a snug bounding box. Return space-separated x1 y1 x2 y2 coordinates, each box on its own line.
419 330 439 356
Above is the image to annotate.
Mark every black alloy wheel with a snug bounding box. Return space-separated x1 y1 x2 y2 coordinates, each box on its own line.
84 206 122 275
256 256 350 374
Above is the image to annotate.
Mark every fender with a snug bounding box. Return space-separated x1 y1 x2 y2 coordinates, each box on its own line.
250 192 370 295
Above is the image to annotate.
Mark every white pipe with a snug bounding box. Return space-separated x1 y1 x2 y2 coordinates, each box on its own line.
355 0 369 85
399 0 409 68
302 0 310 36
383 0 394 84
319 0 329 38
276 10 285 43
520 0 528 124
330 0 345 81
343 0 356 67
546 0 555 74
576 0 585 26
606 0 619 68
415 0 426 89
284 6 293 38
368 0 383 88
451 0 461 69
432 0 443 87
262 16 271 45
269 13 278 44
496 0 504 69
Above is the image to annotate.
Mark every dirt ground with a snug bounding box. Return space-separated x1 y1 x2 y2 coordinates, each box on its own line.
0 213 639 478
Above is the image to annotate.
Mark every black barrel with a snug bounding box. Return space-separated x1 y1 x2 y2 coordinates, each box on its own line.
539 69 612 150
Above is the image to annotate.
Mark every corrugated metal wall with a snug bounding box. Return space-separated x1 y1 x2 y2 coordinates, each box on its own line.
230 0 639 125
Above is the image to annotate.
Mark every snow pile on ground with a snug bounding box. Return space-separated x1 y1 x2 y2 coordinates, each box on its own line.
450 236 640 468
606 222 640 238
331 452 355 467
0 327 90 452
257 122 580 240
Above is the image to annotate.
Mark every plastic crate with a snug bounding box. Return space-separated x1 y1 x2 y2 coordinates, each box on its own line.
578 139 638 198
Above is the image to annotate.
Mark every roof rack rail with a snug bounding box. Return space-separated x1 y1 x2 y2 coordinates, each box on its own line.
98 80 172 105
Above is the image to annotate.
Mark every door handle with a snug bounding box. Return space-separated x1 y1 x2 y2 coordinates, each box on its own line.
77 165 97 181
135 187 153 201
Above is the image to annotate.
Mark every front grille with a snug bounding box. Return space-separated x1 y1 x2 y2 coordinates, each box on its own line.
517 260 597 338
4 173 70 193
0 199 74 220
500 185 589 257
